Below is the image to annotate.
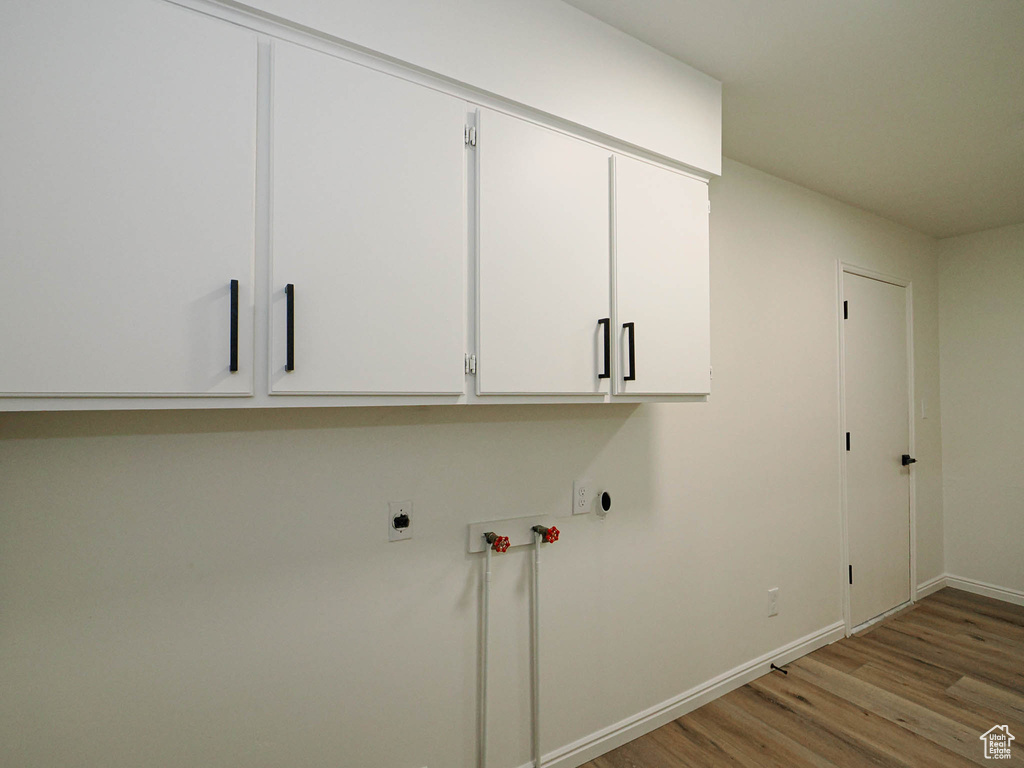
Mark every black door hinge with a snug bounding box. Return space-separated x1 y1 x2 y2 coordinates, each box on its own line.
843 301 848 319
849 565 853 585
846 432 851 451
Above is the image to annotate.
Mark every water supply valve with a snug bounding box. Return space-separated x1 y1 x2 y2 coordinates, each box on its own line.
483 532 510 553
532 525 560 543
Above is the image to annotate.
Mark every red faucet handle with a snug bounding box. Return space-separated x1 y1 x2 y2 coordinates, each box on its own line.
484 532 510 553
532 525 560 543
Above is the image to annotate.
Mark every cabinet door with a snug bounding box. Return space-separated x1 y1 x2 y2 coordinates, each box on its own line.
270 42 466 395
476 110 611 395
0 0 256 396
613 156 710 396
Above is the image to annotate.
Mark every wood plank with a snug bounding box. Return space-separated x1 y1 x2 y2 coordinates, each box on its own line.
587 730 693 768
840 633 964 689
898 609 1024 657
810 640 869 673
789 656 989 765
866 625 1024 693
696 693 839 767
850 661 1008 733
928 589 1024 627
649 719 748 768
672 710 786 768
933 588 1024 616
592 717 747 768
749 669 974 767
915 600 1024 643
908 602 1023 646
947 675 1024 724
724 683 899 767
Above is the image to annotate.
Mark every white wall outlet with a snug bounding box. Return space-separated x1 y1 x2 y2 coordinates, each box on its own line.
768 587 779 617
388 500 413 541
573 479 591 515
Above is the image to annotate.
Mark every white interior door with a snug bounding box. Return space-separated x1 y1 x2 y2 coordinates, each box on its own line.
0 0 256 395
613 156 710 395
844 271 912 627
270 42 466 395
476 109 611 395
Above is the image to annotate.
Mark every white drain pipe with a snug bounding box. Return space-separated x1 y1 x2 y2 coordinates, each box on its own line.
530 531 541 768
528 525 558 768
480 543 492 768
479 532 507 768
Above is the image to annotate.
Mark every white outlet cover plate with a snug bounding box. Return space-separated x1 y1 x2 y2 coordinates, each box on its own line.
388 500 413 541
467 515 556 553
573 479 591 515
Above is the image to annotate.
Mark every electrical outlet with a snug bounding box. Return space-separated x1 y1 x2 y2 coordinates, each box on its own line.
388 500 413 541
573 479 591 515
768 587 779 617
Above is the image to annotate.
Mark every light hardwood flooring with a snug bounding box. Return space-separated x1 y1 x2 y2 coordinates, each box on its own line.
584 588 1024 767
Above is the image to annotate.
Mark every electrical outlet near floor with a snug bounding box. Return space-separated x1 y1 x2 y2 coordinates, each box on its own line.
388 500 413 541
768 587 779 617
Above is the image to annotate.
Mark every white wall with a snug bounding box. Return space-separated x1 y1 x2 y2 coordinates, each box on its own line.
0 159 943 768
939 223 1024 595
229 0 721 174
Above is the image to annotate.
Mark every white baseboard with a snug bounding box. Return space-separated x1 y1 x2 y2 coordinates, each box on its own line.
522 620 845 768
944 574 1024 607
915 573 948 599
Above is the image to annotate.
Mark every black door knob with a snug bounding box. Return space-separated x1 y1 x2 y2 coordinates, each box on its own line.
901 455 917 466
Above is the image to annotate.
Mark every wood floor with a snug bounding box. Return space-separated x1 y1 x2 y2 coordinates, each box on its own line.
585 588 1024 767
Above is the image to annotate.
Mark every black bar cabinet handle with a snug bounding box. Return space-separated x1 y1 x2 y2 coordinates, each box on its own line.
598 317 611 379
285 284 295 372
229 279 239 373
902 454 917 466
623 321 636 381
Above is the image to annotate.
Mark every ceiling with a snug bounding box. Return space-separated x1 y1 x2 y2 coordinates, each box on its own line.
562 0 1024 238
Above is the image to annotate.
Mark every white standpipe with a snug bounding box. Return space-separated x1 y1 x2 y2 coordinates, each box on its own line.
530 532 541 768
479 543 492 768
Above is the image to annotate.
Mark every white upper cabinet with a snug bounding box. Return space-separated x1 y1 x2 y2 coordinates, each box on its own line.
269 42 467 395
0 0 717 410
0 0 257 396
476 110 612 395
613 156 711 396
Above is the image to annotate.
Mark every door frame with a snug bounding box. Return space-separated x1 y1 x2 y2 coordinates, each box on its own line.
836 261 916 636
